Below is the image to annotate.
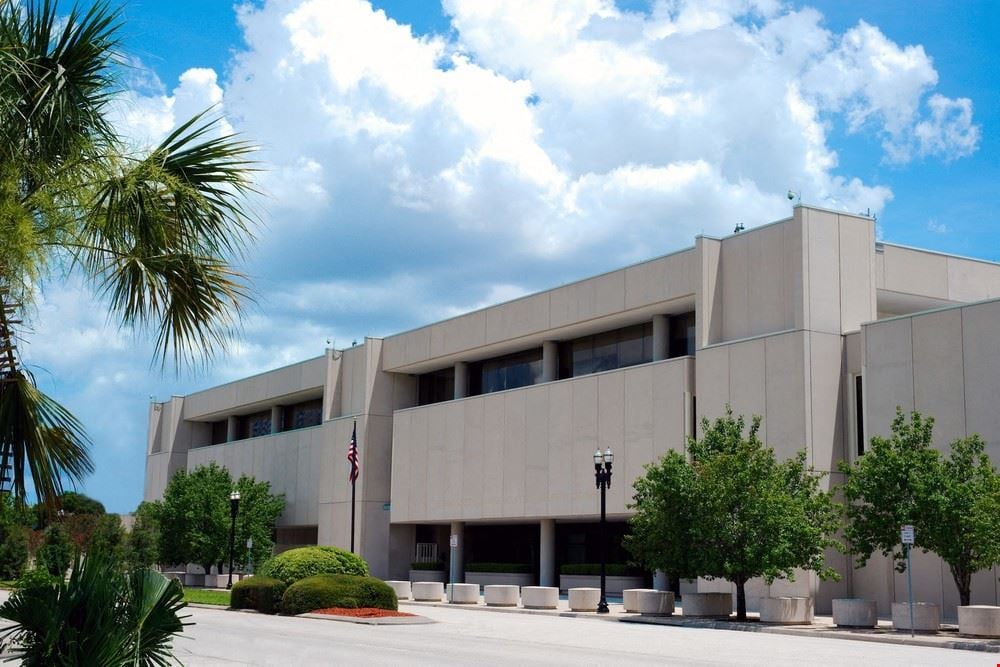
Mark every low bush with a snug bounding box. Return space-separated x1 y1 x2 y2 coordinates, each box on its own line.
409 561 443 571
559 563 643 577
464 562 531 574
281 574 397 615
14 568 59 591
259 547 368 585
231 576 288 614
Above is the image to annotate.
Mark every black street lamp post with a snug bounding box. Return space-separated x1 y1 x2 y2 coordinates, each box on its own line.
227 491 240 590
593 447 614 614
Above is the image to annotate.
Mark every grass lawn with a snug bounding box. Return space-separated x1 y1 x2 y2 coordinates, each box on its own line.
183 588 231 606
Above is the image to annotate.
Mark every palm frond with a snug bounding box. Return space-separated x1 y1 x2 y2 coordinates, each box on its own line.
0 369 93 509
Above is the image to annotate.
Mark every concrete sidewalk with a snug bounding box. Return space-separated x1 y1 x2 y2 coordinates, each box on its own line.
399 597 1000 654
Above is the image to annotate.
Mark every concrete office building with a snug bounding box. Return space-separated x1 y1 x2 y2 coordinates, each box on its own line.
144 205 1000 617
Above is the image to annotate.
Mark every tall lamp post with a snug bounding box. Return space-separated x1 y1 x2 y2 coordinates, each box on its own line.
227 491 240 590
594 447 613 614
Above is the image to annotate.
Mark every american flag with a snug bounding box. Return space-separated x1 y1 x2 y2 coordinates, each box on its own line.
347 421 359 484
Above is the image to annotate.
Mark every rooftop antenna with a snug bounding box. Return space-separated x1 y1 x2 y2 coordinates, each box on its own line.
733 223 745 233
787 189 801 204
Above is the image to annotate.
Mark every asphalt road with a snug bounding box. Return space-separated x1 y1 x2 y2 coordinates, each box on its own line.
169 604 990 666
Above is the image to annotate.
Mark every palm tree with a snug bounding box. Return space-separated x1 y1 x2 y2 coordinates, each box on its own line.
0 550 189 666
0 0 257 509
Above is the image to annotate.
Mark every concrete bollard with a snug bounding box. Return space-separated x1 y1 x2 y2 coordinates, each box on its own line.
385 580 411 601
759 597 813 625
623 588 658 613
568 588 601 612
447 583 479 604
411 581 445 601
637 590 675 616
832 598 877 628
484 585 519 607
957 605 1000 638
521 586 559 610
682 592 732 618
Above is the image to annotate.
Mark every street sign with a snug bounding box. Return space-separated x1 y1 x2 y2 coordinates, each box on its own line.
901 525 915 545
449 534 459 548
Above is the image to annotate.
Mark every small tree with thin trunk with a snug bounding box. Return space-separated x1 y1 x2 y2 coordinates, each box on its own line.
627 408 841 620
840 408 1000 606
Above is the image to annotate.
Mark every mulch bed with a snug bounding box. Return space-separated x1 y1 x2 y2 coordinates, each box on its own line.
312 607 416 618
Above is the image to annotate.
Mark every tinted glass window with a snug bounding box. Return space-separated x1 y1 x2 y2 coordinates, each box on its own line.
561 322 654 379
668 311 696 358
418 367 455 405
469 349 543 396
282 399 322 431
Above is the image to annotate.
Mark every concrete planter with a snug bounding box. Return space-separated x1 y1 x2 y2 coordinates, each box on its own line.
568 588 601 612
484 585 519 607
465 572 534 588
682 592 732 618
623 588 658 613
205 574 241 589
637 590 675 617
759 597 813 625
891 602 940 632
409 569 446 583
832 598 877 628
957 605 1000 638
559 575 645 596
411 581 445 601
521 586 559 609
386 580 411 600
447 583 479 604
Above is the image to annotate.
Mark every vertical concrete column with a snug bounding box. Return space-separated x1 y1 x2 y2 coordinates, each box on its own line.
653 570 668 591
652 314 669 361
226 416 239 443
541 341 559 382
449 521 464 584
454 362 468 399
270 406 282 434
539 519 556 587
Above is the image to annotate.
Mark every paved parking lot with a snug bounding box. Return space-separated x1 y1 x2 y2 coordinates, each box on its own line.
170 603 990 666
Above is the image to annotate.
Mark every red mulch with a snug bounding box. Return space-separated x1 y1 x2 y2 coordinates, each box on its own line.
312 607 415 618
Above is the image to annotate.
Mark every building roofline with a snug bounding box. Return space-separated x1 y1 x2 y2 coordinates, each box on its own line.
171 353 328 403
863 294 1000 327
878 241 1000 267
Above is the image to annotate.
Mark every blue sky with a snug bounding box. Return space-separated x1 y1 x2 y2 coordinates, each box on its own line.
39 0 999 513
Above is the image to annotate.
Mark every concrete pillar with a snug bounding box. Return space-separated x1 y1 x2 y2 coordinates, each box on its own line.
542 341 558 382
654 570 668 591
539 519 556 587
653 314 669 361
449 521 464 584
270 406 282 434
226 416 239 442
454 362 468 399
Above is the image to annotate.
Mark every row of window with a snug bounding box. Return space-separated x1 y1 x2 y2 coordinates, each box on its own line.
208 398 324 445
417 313 696 406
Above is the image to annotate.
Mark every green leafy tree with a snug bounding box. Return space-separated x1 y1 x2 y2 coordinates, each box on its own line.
86 513 125 562
624 449 699 586
36 523 73 578
35 491 105 528
158 464 284 574
233 474 285 572
0 511 29 580
0 551 188 665
840 409 1000 606
0 0 257 511
628 408 841 620
124 502 161 570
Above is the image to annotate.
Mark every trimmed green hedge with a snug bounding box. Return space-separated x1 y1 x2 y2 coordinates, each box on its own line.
281 574 397 615
559 563 643 577
464 562 531 574
259 547 369 585
409 561 444 571
231 576 288 614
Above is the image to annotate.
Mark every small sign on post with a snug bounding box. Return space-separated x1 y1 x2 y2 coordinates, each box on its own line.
449 534 459 549
901 524 915 637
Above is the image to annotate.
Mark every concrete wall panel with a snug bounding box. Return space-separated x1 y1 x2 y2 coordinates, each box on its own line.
911 308 967 447
962 299 1000 465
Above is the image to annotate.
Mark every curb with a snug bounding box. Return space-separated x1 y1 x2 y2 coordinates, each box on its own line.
299 612 435 626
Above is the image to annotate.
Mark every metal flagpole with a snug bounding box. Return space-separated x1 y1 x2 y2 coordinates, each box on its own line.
350 420 357 553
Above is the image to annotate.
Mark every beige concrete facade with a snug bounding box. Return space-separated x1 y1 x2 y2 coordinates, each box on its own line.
144 205 1000 617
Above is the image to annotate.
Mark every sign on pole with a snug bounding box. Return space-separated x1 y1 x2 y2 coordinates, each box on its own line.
450 534 459 548
901 524 915 637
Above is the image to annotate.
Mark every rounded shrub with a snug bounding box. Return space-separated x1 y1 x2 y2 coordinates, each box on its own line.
231 576 288 615
14 567 59 591
280 574 397 615
258 546 368 585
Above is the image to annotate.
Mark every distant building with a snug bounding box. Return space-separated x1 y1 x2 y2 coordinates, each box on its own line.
144 205 1000 617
